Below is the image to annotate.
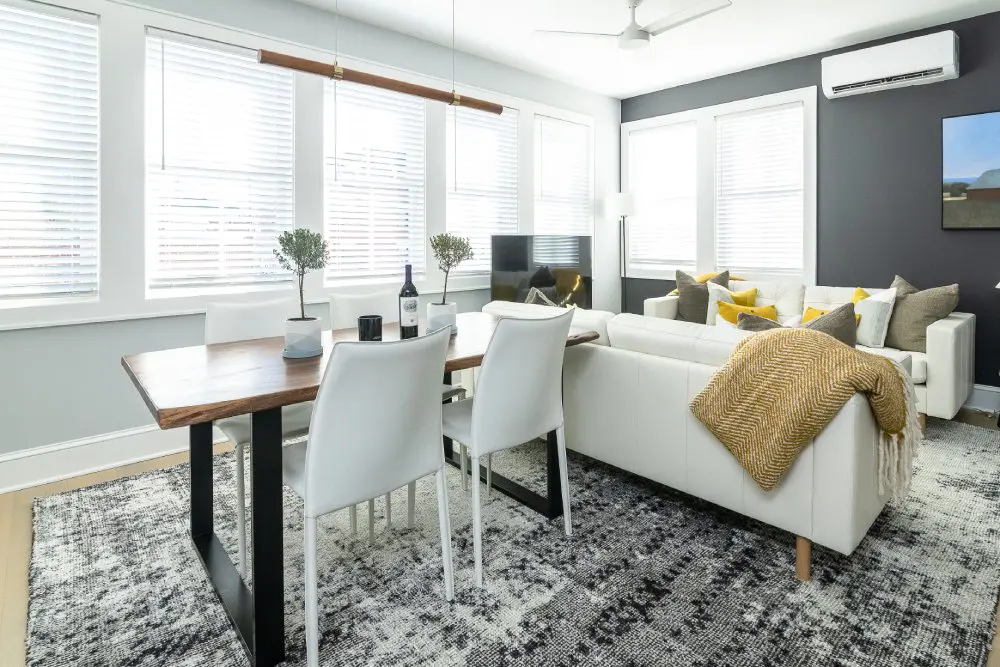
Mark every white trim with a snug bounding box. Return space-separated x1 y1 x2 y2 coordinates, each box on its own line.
620 86 818 286
963 384 1000 414
0 424 228 494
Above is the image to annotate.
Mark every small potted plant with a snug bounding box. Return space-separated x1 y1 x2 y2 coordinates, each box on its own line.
274 229 328 358
428 233 474 335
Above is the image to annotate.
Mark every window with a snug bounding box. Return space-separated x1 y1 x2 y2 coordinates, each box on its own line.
0 5 99 304
324 81 426 283
534 115 592 235
622 87 815 283
446 105 518 274
715 103 804 276
626 122 697 273
145 31 294 296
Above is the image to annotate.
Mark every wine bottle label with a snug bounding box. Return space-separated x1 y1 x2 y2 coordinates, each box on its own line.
399 297 419 327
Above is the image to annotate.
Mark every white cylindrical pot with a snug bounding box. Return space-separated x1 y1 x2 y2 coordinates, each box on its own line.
427 302 458 335
284 317 323 358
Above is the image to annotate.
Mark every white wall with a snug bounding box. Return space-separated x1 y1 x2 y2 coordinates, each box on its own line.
0 0 620 463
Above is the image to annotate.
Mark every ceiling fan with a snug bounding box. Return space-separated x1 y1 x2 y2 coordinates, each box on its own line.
535 0 732 51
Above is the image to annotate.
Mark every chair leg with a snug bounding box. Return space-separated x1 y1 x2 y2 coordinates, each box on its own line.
368 499 375 544
349 505 357 535
555 425 572 537
460 443 468 491
486 453 492 500
470 455 484 588
385 492 392 527
304 516 320 667
435 468 455 601
235 442 247 578
407 481 416 529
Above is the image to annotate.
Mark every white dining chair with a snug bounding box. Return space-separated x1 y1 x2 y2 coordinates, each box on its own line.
330 291 466 531
442 309 575 587
205 297 315 578
282 326 455 667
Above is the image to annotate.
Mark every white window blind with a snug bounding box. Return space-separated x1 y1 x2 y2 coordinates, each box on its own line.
0 5 98 303
534 115 592 236
627 121 697 272
446 105 518 274
324 80 426 282
145 31 294 295
715 102 804 275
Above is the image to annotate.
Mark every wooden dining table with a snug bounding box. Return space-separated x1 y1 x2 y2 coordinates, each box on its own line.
121 310 599 667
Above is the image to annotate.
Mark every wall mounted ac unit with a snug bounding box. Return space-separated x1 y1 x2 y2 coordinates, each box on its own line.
821 30 959 99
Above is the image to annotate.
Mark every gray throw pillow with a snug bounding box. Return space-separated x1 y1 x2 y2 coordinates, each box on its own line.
675 270 730 324
737 302 858 346
884 275 959 353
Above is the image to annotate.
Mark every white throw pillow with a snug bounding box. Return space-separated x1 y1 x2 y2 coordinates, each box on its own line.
855 288 897 348
706 283 735 326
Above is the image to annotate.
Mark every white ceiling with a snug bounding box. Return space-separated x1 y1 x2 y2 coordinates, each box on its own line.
292 0 1000 99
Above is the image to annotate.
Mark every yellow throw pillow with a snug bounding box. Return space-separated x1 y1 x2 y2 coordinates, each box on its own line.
851 288 870 304
717 301 778 325
668 271 748 296
803 306 861 325
728 287 758 307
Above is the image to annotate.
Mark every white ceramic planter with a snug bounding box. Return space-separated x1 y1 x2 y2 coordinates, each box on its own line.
284 317 323 358
427 301 458 335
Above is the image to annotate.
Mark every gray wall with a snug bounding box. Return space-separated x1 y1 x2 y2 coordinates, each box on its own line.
0 290 487 455
622 11 1000 386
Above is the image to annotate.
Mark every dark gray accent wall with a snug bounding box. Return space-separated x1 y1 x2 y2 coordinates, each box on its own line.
622 11 1000 386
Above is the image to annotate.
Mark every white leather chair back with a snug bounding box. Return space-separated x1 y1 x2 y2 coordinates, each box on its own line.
482 300 614 345
470 310 574 456
303 327 451 517
205 297 298 345
330 292 399 330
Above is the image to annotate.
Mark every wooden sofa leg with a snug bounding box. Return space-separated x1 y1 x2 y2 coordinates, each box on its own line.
795 536 812 582
918 412 926 435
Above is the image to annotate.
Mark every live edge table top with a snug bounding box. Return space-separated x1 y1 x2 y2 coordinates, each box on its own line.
122 311 600 430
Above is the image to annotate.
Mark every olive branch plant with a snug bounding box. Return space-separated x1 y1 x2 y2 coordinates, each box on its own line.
430 233 474 305
273 229 329 320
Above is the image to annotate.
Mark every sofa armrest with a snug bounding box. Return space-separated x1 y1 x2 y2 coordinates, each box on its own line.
924 312 975 419
644 295 679 319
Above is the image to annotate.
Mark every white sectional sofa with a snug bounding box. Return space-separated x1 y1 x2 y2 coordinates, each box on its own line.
644 281 975 420
482 300 905 579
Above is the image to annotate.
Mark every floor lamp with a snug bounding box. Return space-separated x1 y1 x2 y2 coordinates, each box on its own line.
606 193 635 313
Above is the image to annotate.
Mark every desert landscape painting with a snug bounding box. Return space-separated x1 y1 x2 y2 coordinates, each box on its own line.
943 110 1000 229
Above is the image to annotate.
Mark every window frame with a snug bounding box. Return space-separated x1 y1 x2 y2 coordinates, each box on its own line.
621 86 817 285
0 0 598 331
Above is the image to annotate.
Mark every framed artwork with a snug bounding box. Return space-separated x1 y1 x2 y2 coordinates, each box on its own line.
943 110 1000 229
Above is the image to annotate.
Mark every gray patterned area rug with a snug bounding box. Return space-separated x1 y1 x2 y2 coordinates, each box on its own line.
27 419 1000 666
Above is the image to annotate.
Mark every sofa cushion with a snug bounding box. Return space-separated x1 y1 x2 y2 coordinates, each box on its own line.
481 301 614 345
804 286 885 311
607 313 750 366
857 346 922 383
884 276 959 353
730 281 804 321
676 270 729 323
706 283 758 325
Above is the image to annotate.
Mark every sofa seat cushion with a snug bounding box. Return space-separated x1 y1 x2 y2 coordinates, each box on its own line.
857 346 924 384
607 313 749 366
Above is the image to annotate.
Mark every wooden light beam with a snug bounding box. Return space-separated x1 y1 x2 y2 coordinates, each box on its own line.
258 50 504 115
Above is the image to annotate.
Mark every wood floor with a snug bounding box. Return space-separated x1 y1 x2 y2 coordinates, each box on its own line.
0 420 998 666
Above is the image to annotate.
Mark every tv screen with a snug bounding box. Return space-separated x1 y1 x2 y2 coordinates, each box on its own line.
490 235 593 309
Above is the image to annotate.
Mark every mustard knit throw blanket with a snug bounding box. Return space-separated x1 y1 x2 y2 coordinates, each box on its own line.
690 327 920 498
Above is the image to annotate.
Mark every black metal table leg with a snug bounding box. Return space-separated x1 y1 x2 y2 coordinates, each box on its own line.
188 408 286 667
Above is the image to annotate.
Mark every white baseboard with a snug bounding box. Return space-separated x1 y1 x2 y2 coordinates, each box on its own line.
0 425 228 495
964 384 1000 414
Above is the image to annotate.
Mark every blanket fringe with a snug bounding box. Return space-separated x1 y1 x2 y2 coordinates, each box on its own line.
877 359 921 500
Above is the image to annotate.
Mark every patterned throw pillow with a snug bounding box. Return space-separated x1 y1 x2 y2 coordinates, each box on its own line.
738 302 858 347
884 276 959 353
675 270 730 324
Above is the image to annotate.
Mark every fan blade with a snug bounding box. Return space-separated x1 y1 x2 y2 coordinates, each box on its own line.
533 29 619 39
644 0 731 37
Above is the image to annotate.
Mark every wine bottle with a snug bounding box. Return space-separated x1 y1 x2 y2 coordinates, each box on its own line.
399 263 419 339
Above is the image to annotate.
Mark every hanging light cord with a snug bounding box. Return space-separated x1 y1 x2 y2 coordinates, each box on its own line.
160 39 165 171
333 0 339 181
452 0 457 192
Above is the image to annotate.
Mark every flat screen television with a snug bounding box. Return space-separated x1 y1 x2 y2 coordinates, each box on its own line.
490 235 593 309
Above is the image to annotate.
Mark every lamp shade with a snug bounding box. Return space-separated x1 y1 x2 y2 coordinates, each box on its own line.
605 192 635 219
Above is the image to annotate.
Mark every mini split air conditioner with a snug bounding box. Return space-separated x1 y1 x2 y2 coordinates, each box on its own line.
821 30 959 99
